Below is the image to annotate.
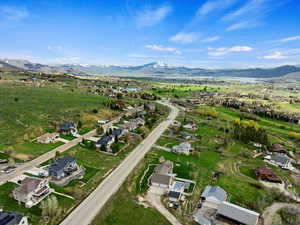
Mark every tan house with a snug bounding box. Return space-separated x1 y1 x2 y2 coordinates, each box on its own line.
150 160 173 189
37 133 59 144
13 177 53 208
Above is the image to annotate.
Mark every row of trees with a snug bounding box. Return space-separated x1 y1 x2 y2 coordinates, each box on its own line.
233 119 269 146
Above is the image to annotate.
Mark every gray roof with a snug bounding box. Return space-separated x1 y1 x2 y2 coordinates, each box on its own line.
49 156 76 172
59 122 76 131
112 128 124 137
201 186 227 203
217 201 259 225
270 154 291 165
96 135 114 145
193 214 212 225
151 174 172 186
0 212 24 225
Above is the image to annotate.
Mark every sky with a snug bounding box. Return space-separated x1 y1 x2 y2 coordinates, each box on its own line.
0 0 300 69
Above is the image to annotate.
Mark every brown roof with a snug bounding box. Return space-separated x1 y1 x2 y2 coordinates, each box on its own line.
272 144 287 153
16 177 44 194
37 133 59 140
255 166 281 183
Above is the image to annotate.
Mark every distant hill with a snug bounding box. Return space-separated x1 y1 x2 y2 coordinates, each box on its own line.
1 59 300 78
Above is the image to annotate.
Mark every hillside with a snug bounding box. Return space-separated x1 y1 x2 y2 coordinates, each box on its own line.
1 59 300 78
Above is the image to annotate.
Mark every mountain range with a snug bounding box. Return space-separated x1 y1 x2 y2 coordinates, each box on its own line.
1 59 300 78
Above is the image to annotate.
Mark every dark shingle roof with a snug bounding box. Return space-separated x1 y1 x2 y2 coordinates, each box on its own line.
0 212 24 225
97 135 114 145
59 122 76 131
49 156 76 172
112 129 123 137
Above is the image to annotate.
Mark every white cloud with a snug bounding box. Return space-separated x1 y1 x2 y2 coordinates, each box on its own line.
197 0 237 16
223 0 286 31
275 36 300 43
222 0 269 21
260 51 287 59
145 44 181 54
136 5 172 27
226 20 262 31
47 45 64 53
208 46 253 56
201 36 220 42
170 32 199 44
0 6 28 20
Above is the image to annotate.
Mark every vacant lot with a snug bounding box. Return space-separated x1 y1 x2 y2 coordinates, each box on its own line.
0 82 117 152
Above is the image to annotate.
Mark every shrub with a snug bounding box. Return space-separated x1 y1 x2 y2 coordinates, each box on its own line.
289 132 300 140
196 109 218 118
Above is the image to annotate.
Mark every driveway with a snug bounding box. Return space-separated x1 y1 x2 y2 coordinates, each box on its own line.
146 187 183 225
0 129 97 183
262 203 300 225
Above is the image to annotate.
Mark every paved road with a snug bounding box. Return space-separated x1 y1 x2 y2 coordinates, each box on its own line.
0 117 119 184
60 101 179 225
262 203 300 225
0 129 97 183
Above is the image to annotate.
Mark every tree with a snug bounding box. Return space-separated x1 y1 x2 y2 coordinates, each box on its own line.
40 196 63 224
96 126 104 135
55 151 60 159
8 157 15 167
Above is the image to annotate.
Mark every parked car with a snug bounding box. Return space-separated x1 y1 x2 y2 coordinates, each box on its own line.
1 166 16 173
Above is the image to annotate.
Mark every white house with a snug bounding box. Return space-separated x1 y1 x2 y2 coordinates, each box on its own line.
172 142 192 155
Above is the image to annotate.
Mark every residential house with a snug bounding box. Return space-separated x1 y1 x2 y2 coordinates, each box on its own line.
95 135 115 152
114 101 129 109
12 177 52 208
36 133 59 144
111 128 125 139
0 211 28 225
172 142 192 155
272 144 288 154
264 153 292 169
59 122 77 136
180 132 195 140
121 122 138 132
217 201 260 225
201 186 227 209
255 166 281 183
49 156 78 180
168 181 185 202
129 118 145 126
150 160 173 189
145 103 156 111
183 121 197 130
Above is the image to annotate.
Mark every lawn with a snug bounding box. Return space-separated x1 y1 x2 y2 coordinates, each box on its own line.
91 159 171 225
0 182 74 225
0 83 115 149
11 141 64 160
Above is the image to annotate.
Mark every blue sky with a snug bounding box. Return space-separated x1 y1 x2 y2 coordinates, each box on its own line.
0 0 300 68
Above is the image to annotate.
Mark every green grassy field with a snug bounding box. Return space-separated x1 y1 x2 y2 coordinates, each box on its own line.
0 83 114 148
91 158 171 225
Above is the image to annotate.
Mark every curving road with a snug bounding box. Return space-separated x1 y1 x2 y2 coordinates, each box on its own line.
60 101 179 225
262 203 300 225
